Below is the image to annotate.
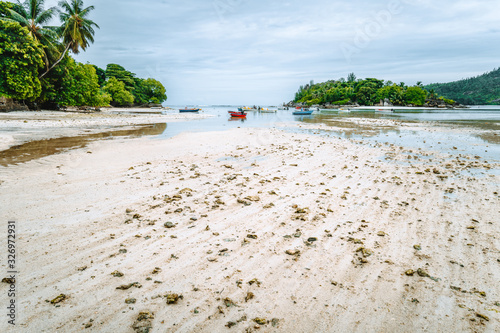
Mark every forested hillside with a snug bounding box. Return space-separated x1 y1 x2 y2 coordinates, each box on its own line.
425 68 500 105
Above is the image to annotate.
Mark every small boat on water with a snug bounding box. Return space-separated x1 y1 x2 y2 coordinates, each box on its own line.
179 107 201 112
260 108 276 113
292 108 314 115
228 111 247 118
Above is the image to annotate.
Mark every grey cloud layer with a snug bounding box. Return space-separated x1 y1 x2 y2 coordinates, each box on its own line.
44 0 499 104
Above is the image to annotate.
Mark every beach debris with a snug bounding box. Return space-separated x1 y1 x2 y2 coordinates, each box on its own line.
111 270 124 277
405 269 415 276
77 266 88 271
166 293 183 304
245 292 255 302
226 321 237 328
179 188 193 195
2 277 15 284
356 247 373 257
476 313 490 321
247 234 258 239
347 237 363 244
50 294 67 304
285 249 300 256
377 231 386 237
164 221 176 228
417 268 430 278
83 319 93 329
293 229 302 238
253 317 267 325
271 318 280 327
248 278 261 286
151 267 161 274
132 311 154 333
307 237 318 242
294 206 309 214
116 282 142 290
245 195 260 202
133 213 142 219
353 247 373 264
223 297 237 307
413 244 422 251
125 298 137 304
237 198 251 206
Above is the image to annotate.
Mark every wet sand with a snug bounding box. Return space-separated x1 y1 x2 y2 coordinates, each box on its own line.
0 118 499 332
0 109 212 152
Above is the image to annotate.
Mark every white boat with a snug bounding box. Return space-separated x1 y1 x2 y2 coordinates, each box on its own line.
260 108 277 113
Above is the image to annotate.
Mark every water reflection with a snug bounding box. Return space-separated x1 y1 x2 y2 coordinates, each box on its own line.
228 117 246 123
0 123 167 166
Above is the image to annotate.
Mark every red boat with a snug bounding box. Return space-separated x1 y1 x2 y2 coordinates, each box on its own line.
228 111 247 118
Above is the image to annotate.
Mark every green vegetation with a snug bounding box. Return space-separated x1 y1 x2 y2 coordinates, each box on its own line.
425 68 500 105
294 74 449 107
104 64 167 106
104 77 134 106
0 0 167 109
0 20 44 100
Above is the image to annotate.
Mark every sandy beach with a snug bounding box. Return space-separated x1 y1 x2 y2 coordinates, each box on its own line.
0 112 499 332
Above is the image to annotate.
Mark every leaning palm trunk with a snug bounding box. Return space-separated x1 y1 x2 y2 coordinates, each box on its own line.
39 42 72 78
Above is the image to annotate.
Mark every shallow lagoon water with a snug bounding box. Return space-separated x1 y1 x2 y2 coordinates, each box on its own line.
1 106 499 166
158 106 500 162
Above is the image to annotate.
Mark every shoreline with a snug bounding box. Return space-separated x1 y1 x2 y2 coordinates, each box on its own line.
0 119 499 331
0 109 213 152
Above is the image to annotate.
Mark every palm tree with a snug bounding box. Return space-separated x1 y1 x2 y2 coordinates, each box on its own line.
39 0 99 78
3 0 59 72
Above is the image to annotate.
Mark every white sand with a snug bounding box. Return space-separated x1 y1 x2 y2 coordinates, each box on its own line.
0 124 499 332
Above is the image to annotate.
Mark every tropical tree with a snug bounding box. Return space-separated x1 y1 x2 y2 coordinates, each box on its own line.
57 57 110 106
1 0 59 72
0 19 45 100
404 86 427 106
39 0 99 78
104 77 134 106
105 63 136 91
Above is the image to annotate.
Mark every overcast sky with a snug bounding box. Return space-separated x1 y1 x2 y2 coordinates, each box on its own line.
44 0 500 105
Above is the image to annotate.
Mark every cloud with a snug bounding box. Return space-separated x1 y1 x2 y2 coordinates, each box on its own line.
42 0 499 104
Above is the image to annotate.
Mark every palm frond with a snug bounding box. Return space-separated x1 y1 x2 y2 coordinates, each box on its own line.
35 7 56 25
6 8 30 26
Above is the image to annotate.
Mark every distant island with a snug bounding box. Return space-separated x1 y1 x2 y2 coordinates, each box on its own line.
425 67 500 105
288 70 499 108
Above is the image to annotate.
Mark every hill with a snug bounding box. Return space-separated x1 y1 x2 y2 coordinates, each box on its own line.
425 68 500 105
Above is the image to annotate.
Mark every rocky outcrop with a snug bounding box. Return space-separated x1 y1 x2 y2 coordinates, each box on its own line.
0 97 29 112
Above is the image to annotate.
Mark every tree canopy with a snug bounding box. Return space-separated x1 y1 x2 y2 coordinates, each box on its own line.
0 19 44 100
293 75 453 107
425 68 500 105
0 0 167 108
